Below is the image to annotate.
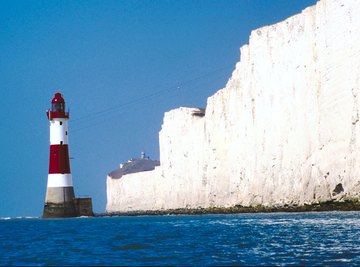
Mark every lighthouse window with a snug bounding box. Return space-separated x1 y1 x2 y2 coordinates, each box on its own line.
66 131 68 135
52 102 64 112
59 121 63 125
60 141 63 145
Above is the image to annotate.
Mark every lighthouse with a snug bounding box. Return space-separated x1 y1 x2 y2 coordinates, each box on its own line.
43 92 76 218
43 92 93 218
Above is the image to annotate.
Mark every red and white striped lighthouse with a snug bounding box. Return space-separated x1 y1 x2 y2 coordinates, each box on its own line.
43 92 77 218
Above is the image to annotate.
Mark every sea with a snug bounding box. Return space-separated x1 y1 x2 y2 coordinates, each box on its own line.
1 211 360 266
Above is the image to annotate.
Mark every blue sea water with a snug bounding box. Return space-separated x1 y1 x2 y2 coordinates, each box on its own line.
1 211 360 266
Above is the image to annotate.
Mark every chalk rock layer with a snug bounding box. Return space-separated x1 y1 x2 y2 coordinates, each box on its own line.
106 0 360 212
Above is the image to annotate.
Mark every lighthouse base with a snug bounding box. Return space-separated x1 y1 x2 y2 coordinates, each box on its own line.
43 198 94 218
43 201 78 218
43 186 94 218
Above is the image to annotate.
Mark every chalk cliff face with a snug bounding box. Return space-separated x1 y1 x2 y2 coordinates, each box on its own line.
106 0 360 212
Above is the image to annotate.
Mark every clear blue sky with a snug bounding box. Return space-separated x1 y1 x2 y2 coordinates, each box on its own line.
0 0 318 217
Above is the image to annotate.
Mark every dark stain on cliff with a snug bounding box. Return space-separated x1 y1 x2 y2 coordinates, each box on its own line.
332 183 344 196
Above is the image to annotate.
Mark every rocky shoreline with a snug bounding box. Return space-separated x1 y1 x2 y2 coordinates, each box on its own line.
97 198 360 217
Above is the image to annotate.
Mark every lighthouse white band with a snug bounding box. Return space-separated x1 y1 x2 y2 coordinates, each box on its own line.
50 118 69 145
47 174 73 187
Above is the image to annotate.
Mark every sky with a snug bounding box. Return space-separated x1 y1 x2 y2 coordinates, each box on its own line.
0 0 318 217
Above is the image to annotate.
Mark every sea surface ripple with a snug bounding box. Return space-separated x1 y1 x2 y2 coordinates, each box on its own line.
1 211 360 266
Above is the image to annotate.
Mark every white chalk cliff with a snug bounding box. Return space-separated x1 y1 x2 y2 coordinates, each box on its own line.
106 0 360 212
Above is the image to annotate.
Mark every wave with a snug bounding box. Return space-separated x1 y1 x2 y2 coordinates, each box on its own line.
0 216 40 220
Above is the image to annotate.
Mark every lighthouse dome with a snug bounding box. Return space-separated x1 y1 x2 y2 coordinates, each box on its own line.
52 92 65 104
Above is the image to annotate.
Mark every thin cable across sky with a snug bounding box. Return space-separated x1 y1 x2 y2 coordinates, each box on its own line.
71 63 234 133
